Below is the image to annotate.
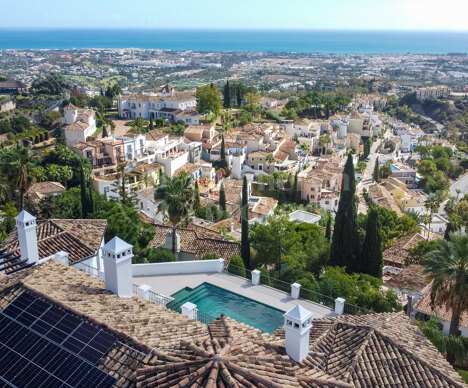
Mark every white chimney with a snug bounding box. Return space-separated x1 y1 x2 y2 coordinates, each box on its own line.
101 237 133 298
230 222 234 233
15 210 39 265
283 304 313 362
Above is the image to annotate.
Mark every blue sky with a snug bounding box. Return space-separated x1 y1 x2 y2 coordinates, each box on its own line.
1 0 466 30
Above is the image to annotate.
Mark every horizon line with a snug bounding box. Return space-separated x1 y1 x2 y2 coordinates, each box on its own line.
1 27 467 33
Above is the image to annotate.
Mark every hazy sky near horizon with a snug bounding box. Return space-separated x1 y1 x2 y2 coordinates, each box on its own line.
1 0 467 30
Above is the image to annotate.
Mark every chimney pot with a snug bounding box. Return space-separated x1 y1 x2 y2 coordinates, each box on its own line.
15 210 39 265
283 304 313 362
102 237 134 298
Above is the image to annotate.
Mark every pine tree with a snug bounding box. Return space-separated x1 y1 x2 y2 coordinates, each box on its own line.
80 164 88 218
193 179 201 209
149 116 154 131
223 80 231 109
359 208 383 277
325 213 332 241
330 154 360 273
219 183 227 212
241 176 251 270
373 157 380 182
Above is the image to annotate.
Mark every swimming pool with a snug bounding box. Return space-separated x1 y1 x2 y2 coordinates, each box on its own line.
390 165 399 171
168 283 284 333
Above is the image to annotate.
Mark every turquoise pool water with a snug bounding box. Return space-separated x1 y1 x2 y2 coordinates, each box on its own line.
391 165 399 171
169 283 284 333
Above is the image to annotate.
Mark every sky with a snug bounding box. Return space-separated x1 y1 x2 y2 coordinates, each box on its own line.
1 0 467 30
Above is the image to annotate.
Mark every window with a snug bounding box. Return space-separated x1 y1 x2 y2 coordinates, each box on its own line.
104 186 110 193
86 151 92 158
259 165 263 171
311 187 315 191
251 165 254 169
140 202 144 209
311 195 315 199
325 201 329 204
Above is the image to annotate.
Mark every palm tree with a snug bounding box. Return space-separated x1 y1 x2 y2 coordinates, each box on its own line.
0 145 37 210
423 233 468 340
421 214 431 239
424 193 443 240
154 172 193 254
61 166 73 188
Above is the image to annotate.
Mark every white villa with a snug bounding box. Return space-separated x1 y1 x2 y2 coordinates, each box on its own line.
62 103 97 147
117 84 200 125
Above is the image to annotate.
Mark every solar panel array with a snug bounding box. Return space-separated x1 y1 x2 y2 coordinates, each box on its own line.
0 292 117 388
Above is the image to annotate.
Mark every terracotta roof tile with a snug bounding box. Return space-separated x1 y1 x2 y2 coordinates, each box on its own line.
1 219 107 264
383 233 425 267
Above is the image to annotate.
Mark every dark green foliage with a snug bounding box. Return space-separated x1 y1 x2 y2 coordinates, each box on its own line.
134 248 177 264
359 208 383 278
201 253 219 260
325 214 332 241
80 164 88 218
10 116 31 133
219 183 226 212
193 179 201 209
31 72 71 95
149 116 154 130
102 125 108 138
330 154 360 272
241 176 251 270
223 80 231 109
228 255 246 277
259 267 272 286
220 135 226 162
373 157 380 181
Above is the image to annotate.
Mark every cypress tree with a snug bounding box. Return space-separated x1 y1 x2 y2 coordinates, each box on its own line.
88 187 95 215
325 213 332 242
293 171 300 203
284 174 292 203
373 157 380 181
223 80 231 109
236 86 242 107
330 154 360 272
219 183 227 212
241 176 251 270
220 135 226 163
193 179 201 209
149 115 154 130
102 124 108 138
80 164 88 218
359 208 383 277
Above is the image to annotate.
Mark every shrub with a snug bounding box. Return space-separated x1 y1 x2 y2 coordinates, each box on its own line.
228 255 246 277
259 267 272 286
136 248 177 263
200 253 218 260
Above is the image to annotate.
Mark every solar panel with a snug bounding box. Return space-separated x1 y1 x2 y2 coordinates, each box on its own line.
2 291 117 364
0 291 118 388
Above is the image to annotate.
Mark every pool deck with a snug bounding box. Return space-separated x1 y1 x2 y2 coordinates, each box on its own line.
133 272 336 319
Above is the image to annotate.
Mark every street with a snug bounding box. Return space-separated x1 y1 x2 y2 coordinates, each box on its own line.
356 127 392 214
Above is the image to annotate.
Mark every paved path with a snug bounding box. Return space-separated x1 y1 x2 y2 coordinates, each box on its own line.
134 272 336 318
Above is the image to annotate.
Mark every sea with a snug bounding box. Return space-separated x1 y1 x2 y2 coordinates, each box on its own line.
0 29 467 54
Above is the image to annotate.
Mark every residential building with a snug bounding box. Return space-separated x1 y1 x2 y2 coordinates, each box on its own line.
25 181 66 203
117 84 199 124
184 124 221 160
0 79 27 94
62 103 97 147
413 289 468 337
137 187 164 223
390 162 418 188
0 213 466 387
414 86 451 100
0 212 107 270
383 233 425 268
288 210 321 225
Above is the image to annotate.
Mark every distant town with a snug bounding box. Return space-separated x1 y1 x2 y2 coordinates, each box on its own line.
0 47 467 387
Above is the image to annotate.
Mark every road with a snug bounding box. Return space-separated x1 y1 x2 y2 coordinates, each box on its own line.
356 126 392 214
450 173 468 198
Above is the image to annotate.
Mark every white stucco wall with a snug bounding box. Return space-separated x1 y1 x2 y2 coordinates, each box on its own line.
132 259 224 276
